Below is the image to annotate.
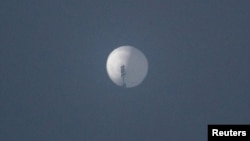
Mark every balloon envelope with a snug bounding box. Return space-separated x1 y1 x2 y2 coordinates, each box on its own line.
106 46 148 88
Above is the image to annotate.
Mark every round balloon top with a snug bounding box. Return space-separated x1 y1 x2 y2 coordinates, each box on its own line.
106 46 148 88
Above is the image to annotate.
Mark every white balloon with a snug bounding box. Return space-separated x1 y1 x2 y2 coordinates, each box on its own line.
106 46 148 88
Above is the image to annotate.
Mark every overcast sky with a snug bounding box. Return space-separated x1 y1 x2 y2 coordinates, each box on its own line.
1 1 250 141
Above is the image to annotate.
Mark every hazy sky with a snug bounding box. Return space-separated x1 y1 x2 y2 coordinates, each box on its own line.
1 1 250 141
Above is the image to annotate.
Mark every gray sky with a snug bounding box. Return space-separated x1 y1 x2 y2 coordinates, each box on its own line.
1 1 250 141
